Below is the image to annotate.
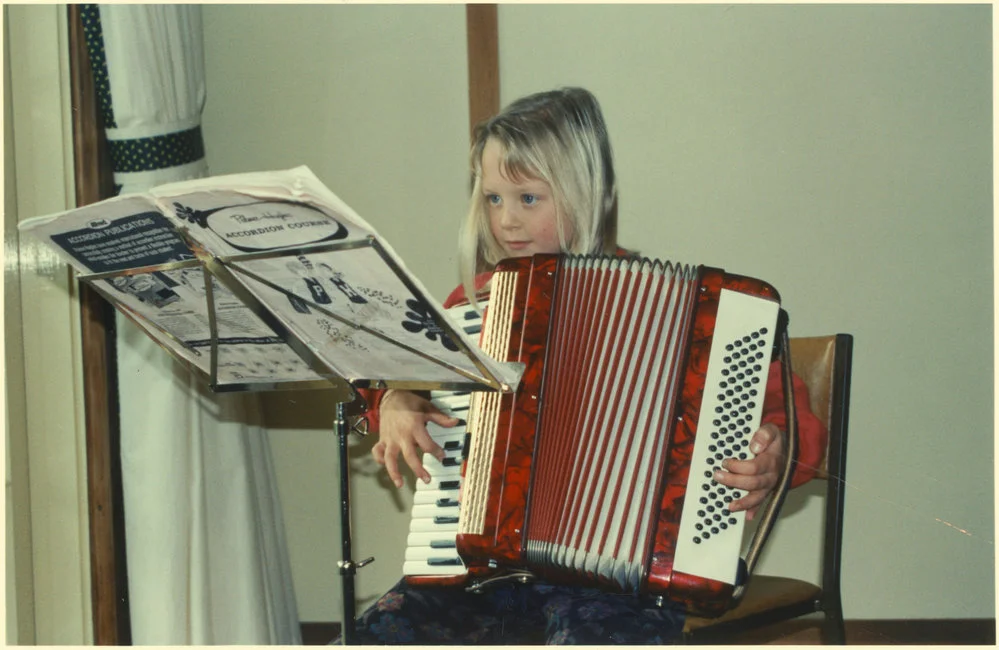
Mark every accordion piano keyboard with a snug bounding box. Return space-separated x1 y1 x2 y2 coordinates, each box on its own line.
402 304 483 578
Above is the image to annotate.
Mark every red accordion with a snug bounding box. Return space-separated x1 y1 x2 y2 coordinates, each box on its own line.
404 253 790 616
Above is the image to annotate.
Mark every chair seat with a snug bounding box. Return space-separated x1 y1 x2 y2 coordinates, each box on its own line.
683 575 822 632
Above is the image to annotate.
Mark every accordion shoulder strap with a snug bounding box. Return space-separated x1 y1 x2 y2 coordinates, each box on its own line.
734 322 799 601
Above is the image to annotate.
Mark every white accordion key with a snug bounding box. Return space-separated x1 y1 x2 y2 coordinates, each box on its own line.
413 489 460 506
409 517 459 533
402 560 466 576
406 531 459 548
410 501 460 519
432 392 472 412
424 427 466 452
421 452 462 477
405 545 462 562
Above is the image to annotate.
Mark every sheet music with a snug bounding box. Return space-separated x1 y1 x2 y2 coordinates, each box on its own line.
18 166 522 393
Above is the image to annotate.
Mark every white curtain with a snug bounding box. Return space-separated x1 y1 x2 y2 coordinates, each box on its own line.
86 5 301 644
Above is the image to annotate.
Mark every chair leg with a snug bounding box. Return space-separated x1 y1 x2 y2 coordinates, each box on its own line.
821 608 846 645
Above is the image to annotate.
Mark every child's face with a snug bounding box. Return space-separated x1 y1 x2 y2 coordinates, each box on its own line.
481 138 566 259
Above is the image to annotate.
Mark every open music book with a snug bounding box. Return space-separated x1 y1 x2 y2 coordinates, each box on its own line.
19 166 522 400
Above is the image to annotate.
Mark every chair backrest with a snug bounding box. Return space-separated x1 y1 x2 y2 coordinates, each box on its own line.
788 334 853 601
789 335 853 480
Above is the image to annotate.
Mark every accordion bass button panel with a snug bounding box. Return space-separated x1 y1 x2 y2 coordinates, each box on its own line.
672 288 780 586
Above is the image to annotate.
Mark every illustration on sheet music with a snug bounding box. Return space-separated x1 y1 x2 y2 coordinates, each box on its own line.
402 298 460 352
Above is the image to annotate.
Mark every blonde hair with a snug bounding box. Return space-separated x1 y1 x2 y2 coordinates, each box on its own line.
458 87 618 304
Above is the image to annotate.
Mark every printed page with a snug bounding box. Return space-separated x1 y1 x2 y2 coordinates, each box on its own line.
18 166 521 391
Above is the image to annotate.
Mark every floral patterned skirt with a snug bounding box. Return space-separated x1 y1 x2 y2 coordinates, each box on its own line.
348 579 686 645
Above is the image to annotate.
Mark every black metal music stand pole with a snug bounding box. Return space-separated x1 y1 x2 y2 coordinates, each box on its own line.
335 400 370 645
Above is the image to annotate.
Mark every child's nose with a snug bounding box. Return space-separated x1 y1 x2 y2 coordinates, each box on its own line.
499 204 522 228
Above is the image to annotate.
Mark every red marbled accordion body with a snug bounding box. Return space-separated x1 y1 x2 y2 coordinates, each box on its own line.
436 254 779 616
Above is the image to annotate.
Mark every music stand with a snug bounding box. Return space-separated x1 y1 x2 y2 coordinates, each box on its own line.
20 167 520 646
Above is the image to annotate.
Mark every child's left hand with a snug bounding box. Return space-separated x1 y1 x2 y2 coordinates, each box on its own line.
711 423 784 521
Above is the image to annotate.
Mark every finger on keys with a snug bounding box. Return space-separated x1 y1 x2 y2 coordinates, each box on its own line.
425 412 460 461
427 410 461 429
402 440 432 485
748 424 777 455
414 427 447 463
384 448 404 488
715 463 767 490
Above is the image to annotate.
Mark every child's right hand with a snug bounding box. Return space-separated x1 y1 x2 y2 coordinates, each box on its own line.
371 389 460 488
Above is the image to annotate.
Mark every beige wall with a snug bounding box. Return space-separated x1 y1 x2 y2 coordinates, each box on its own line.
200 4 993 623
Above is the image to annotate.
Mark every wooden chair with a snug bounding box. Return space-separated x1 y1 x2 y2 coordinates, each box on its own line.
683 334 854 644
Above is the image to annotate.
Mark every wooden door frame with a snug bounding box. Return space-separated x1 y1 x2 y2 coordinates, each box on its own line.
73 5 499 644
67 4 131 645
466 4 500 136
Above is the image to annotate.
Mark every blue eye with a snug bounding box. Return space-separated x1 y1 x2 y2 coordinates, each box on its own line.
522 194 537 205
486 194 501 206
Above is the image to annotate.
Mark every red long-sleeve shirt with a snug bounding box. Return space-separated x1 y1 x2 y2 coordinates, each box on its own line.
359 272 827 488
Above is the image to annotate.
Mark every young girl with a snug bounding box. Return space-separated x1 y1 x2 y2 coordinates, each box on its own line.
355 87 826 645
